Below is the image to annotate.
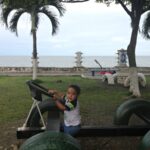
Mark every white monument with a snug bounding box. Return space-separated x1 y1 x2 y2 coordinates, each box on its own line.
75 51 83 67
117 49 127 67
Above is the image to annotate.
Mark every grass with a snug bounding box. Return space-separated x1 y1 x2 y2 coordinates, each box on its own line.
0 76 150 124
1 76 150 150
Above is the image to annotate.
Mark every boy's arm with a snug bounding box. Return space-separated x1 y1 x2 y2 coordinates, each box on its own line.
48 89 64 100
55 100 66 111
48 89 66 110
48 90 77 111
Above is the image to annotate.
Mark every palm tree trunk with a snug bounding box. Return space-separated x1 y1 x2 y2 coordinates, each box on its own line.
31 12 38 80
127 16 141 97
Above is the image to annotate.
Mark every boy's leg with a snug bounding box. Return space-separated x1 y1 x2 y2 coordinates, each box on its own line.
64 124 81 136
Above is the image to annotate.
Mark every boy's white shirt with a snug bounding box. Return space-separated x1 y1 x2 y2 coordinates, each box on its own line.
64 98 81 126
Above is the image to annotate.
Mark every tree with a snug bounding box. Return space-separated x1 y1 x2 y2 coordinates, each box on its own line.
142 12 150 39
96 0 150 97
1 0 65 80
61 0 88 2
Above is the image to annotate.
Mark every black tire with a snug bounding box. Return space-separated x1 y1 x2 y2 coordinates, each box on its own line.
26 99 58 127
114 99 150 125
20 131 81 150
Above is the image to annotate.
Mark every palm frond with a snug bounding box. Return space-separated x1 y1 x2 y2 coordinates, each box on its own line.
47 0 65 16
0 0 3 4
9 9 25 36
37 0 65 16
39 6 59 35
1 6 13 27
142 12 150 39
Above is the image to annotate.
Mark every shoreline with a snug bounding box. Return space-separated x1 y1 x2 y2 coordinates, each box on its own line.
1 56 150 68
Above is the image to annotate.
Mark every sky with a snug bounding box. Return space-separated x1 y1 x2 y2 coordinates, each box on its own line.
0 0 150 56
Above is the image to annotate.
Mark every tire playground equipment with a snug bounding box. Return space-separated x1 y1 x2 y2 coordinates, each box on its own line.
17 80 150 149
139 130 150 150
20 131 81 150
114 99 150 125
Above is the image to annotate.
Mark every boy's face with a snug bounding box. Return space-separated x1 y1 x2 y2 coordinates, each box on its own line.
66 87 77 101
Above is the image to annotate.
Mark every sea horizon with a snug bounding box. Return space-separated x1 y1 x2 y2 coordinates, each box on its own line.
0 56 150 68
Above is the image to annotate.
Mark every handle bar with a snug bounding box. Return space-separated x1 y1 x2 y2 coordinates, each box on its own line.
26 80 54 98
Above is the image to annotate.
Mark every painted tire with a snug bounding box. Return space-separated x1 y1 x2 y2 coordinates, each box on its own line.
139 131 150 150
114 99 150 125
20 131 81 150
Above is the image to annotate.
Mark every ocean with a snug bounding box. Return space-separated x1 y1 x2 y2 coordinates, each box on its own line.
0 56 150 68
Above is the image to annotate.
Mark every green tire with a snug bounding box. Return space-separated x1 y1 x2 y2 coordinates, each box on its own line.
139 131 150 150
20 131 81 150
114 99 150 125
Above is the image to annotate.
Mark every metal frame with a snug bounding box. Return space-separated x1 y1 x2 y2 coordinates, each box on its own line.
17 80 60 139
77 125 150 137
22 98 46 129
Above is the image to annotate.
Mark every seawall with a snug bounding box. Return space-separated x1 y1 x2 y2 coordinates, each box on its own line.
0 67 87 76
0 66 150 76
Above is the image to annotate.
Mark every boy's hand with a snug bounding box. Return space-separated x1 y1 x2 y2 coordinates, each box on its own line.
48 90 56 95
48 90 63 101
48 90 57 100
48 90 60 100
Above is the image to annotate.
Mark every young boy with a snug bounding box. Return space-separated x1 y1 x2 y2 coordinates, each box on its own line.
48 85 81 136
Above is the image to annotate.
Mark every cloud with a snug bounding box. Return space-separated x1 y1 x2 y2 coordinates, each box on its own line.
111 36 129 43
0 1 150 56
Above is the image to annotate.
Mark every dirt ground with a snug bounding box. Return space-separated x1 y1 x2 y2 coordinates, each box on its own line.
0 120 25 150
0 119 143 150
0 80 148 150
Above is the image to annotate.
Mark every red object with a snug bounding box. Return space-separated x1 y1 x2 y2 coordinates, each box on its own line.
97 71 112 75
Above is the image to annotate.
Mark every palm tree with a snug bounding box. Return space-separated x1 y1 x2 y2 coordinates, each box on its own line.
142 12 150 40
1 0 65 80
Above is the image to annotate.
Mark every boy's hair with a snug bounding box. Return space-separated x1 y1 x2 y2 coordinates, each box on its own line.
68 84 81 96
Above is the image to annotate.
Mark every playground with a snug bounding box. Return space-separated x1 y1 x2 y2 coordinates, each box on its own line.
1 76 150 149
